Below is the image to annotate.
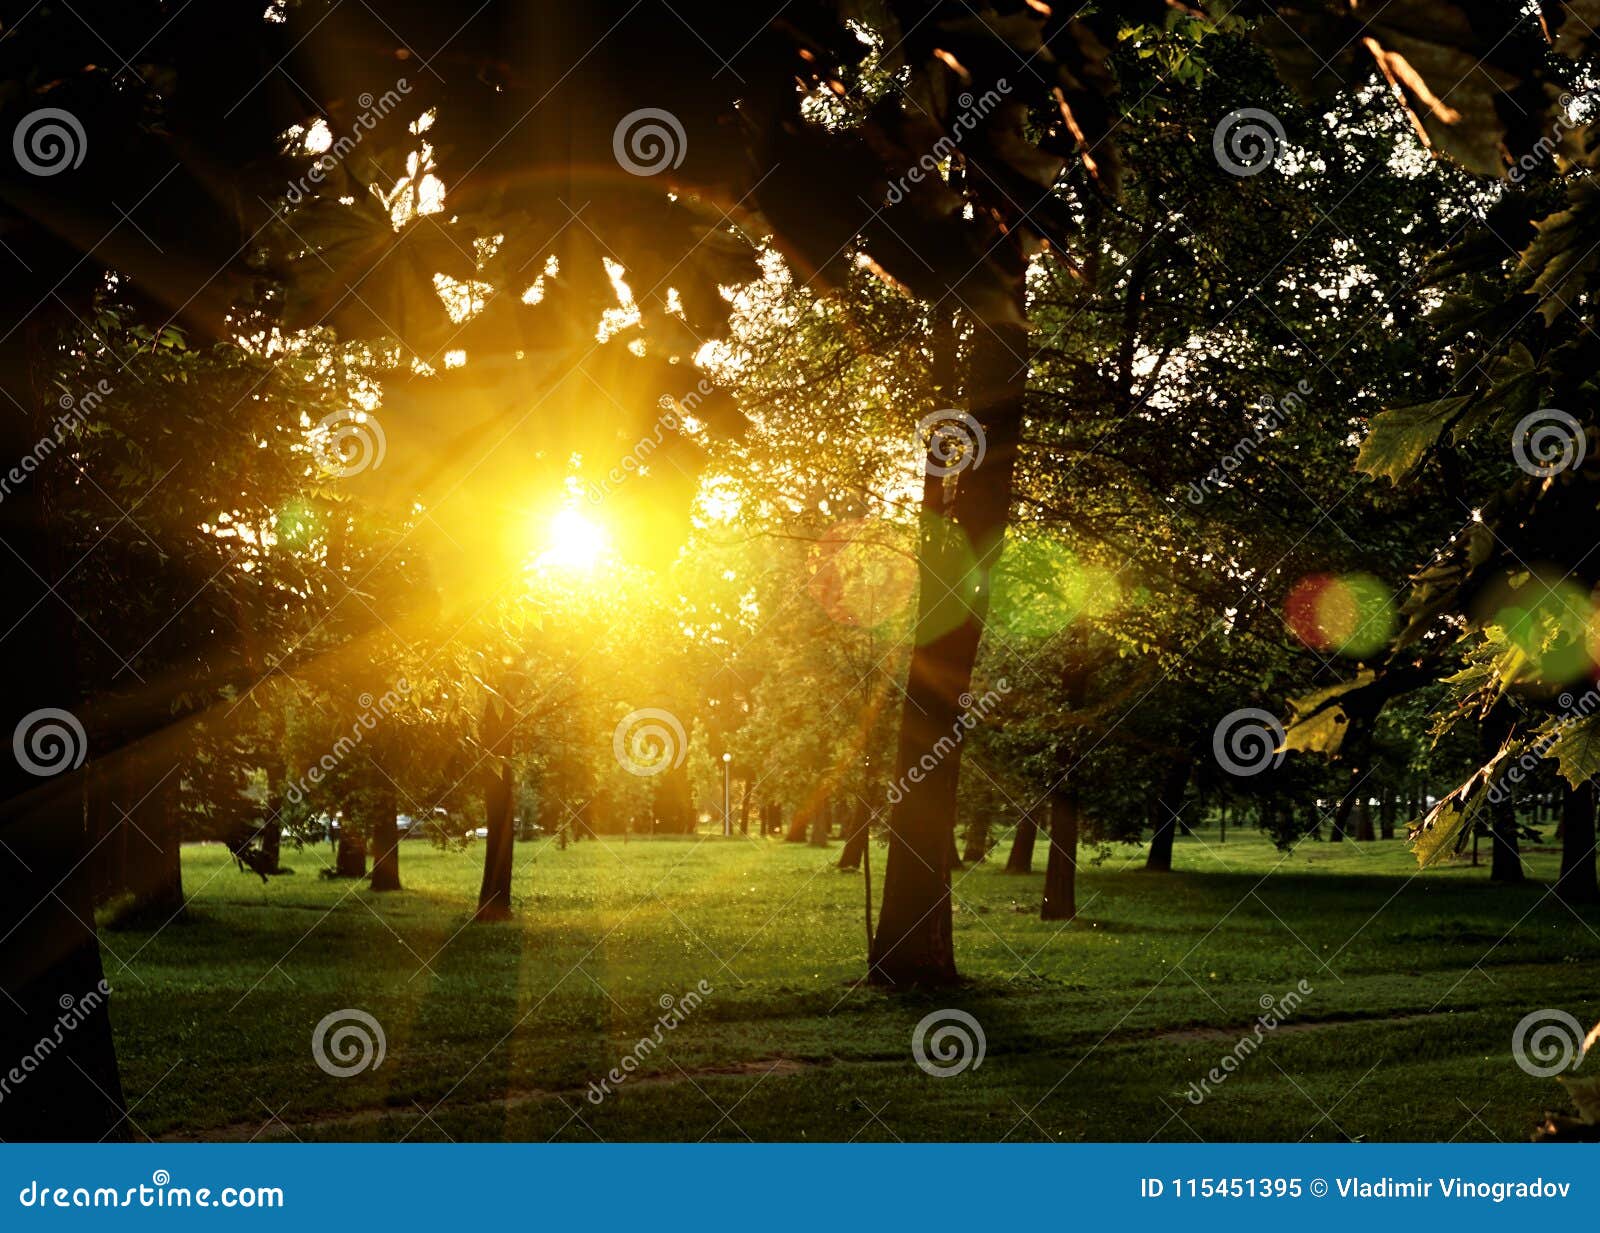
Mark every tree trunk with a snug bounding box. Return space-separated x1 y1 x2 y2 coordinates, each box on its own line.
1354 794 1374 841
738 782 751 836
260 819 283 872
0 319 125 1139
1379 789 1396 839
113 747 184 925
1489 792 1524 884
1556 781 1599 904
368 781 401 892
652 759 695 833
1040 791 1079 920
1329 775 1356 842
785 806 809 844
871 318 1027 986
476 760 515 920
1145 759 1191 872
1005 812 1038 873
808 803 831 846
839 804 869 870
335 830 367 878
962 815 990 863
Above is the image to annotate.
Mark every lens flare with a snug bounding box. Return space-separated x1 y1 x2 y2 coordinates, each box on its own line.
1492 575 1593 685
805 519 915 628
990 531 1119 638
1285 573 1394 658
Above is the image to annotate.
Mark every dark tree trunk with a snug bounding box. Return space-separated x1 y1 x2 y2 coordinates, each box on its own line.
651 759 695 833
871 319 1026 986
1354 794 1375 841
1379 789 1396 840
87 760 117 905
1556 781 1599 904
1005 811 1038 873
368 782 401 892
962 815 990 864
1329 775 1357 843
839 804 869 870
1041 792 1080 920
476 760 515 920
260 819 283 872
113 747 184 925
785 807 809 843
1489 793 1524 884
764 803 780 838
738 782 751 836
335 831 367 878
0 320 125 1139
0 786 127 1140
808 804 831 846
1145 759 1191 872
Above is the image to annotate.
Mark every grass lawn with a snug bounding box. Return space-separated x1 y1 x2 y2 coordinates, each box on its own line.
100 828 1600 1142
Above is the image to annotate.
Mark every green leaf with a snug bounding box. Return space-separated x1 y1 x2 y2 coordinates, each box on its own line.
1411 752 1506 867
1282 671 1376 756
1356 397 1471 483
1519 179 1600 326
1548 715 1600 787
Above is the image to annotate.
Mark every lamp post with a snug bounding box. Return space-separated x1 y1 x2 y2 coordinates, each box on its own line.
721 753 732 837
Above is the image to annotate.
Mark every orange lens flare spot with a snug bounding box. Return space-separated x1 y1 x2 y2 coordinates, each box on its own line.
805 519 915 628
1286 573 1394 658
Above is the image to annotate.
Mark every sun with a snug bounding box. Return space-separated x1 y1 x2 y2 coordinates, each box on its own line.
534 506 612 572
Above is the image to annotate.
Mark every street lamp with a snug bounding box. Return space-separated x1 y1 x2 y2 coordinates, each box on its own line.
721 753 732 837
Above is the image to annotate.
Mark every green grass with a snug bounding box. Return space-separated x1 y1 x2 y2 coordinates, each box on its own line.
101 828 1600 1142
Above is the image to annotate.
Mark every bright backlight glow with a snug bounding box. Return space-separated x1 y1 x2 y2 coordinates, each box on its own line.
536 506 611 572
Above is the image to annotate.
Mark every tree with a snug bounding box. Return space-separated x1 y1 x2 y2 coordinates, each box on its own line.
1557 782 1600 905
